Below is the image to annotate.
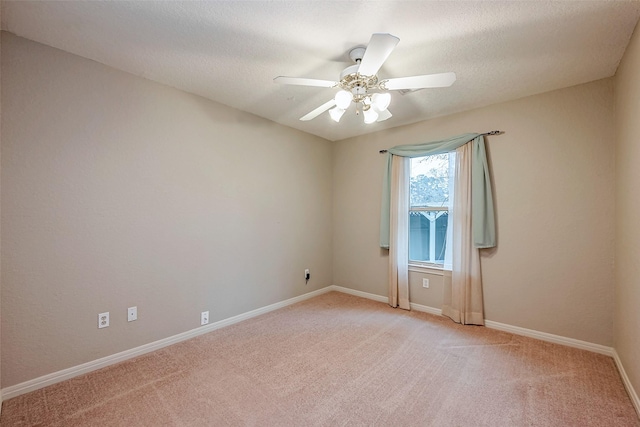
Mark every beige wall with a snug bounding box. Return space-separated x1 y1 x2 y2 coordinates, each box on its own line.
614 20 640 403
0 33 333 388
333 79 615 346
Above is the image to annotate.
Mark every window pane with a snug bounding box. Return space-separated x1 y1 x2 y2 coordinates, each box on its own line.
409 212 430 261
410 154 451 208
409 211 448 263
434 212 448 261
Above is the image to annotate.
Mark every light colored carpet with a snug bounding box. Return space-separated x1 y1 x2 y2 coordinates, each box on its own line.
1 291 638 426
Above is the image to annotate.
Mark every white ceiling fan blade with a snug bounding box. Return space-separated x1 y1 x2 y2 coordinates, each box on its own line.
274 76 338 88
300 99 337 121
376 109 392 122
358 33 400 77
382 72 457 90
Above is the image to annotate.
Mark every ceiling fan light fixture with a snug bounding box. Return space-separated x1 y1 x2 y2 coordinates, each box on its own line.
329 107 346 122
277 33 456 125
371 92 391 111
363 107 379 124
334 90 353 109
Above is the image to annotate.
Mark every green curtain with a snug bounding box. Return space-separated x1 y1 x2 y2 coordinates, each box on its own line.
380 133 496 249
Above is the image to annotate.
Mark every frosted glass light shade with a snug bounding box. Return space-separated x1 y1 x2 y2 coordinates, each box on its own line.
376 109 392 122
334 90 353 109
372 92 391 111
329 107 346 122
363 108 379 124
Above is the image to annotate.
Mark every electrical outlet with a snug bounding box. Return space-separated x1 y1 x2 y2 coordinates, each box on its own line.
304 268 310 282
201 311 209 326
98 312 109 328
128 306 137 322
422 278 430 289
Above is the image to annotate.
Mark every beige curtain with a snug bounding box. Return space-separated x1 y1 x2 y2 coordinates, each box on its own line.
442 143 485 325
388 155 410 310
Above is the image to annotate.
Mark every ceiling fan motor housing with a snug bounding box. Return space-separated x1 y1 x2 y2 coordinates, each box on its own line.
340 64 361 81
349 47 366 64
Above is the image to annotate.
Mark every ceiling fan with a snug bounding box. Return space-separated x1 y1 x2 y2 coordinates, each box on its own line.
274 33 456 124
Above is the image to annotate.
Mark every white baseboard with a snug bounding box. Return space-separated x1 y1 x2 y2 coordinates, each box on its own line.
329 286 443 317
1 286 334 401
613 350 640 416
330 285 389 303
483 320 614 356
409 302 443 316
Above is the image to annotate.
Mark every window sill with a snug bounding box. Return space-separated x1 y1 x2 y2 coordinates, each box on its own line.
408 263 452 276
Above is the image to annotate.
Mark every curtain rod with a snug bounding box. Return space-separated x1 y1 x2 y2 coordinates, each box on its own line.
378 130 503 153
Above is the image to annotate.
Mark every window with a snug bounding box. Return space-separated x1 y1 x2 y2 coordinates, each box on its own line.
409 153 455 268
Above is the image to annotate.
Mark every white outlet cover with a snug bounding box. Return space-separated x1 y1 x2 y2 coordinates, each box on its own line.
201 311 209 325
98 312 110 328
128 306 137 322
422 278 430 288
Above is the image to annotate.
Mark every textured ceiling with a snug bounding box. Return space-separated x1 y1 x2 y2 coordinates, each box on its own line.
3 1 640 141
